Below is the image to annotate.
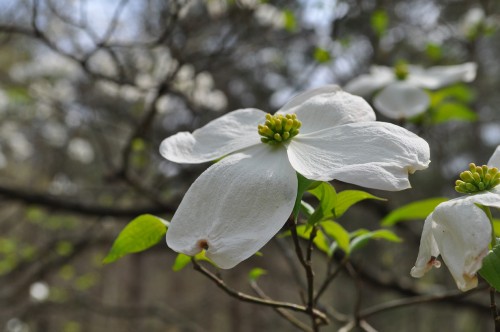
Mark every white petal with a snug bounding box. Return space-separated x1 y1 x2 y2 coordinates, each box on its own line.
408 62 477 89
373 82 430 119
411 213 441 278
166 144 297 269
286 122 430 190
461 189 500 210
279 85 342 112
432 198 491 291
344 66 395 97
488 145 500 168
279 88 376 135
160 108 265 163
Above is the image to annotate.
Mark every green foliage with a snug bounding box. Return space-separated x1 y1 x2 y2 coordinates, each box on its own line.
425 43 442 61
299 200 315 218
307 183 385 225
295 224 330 254
248 268 267 281
479 240 500 291
371 9 388 37
492 219 500 237
334 190 386 218
283 9 297 32
428 84 477 124
292 173 318 221
349 229 402 253
172 251 212 271
432 102 477 124
313 47 331 63
294 224 401 256
381 197 448 226
103 214 168 264
320 220 350 254
308 182 337 225
56 241 74 257
172 253 192 271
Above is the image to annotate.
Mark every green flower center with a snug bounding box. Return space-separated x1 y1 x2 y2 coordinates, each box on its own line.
394 62 409 80
455 163 500 194
258 113 302 145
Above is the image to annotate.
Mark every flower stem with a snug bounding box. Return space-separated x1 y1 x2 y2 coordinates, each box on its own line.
483 205 496 248
490 287 500 332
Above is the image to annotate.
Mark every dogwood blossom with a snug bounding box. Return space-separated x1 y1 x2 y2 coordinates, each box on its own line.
161 85 430 269
344 62 477 119
411 146 500 291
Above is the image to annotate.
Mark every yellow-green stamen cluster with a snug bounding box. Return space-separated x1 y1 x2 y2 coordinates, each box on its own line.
394 62 409 80
258 113 302 145
455 163 500 194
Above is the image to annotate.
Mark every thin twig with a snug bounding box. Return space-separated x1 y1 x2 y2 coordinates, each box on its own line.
191 259 328 324
360 285 487 318
305 227 320 331
288 219 324 331
250 281 312 332
490 287 500 332
314 256 348 305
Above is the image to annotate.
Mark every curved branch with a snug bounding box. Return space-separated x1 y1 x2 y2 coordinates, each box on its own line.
0 184 174 218
191 259 329 325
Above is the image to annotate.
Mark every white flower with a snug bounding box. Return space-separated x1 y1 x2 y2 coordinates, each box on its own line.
161 85 431 269
411 146 500 291
344 63 477 119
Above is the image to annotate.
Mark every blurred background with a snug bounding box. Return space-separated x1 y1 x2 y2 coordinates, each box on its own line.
0 0 499 331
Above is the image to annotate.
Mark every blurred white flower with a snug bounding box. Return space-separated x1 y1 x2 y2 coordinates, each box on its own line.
67 138 94 164
411 146 500 291
161 85 430 268
344 62 477 119
29 281 50 302
254 4 285 28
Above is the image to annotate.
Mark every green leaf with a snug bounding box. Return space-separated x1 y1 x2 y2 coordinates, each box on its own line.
172 251 209 271
432 102 477 124
349 229 402 253
103 214 168 264
299 200 315 218
430 84 475 106
425 43 442 61
295 225 330 254
313 47 331 63
172 253 192 272
320 220 350 254
292 173 318 220
480 241 500 291
492 219 500 237
307 182 337 225
248 268 267 282
334 190 386 218
370 9 388 37
283 9 297 32
381 197 448 227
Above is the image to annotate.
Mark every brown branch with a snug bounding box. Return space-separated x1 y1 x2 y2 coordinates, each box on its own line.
314 256 348 305
191 259 329 324
360 285 488 319
250 281 312 332
0 184 174 218
490 287 500 332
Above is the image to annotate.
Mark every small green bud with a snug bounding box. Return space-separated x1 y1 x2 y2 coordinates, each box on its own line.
455 163 500 194
258 113 302 145
472 172 481 183
275 119 282 131
284 119 293 132
394 61 409 80
460 171 474 182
